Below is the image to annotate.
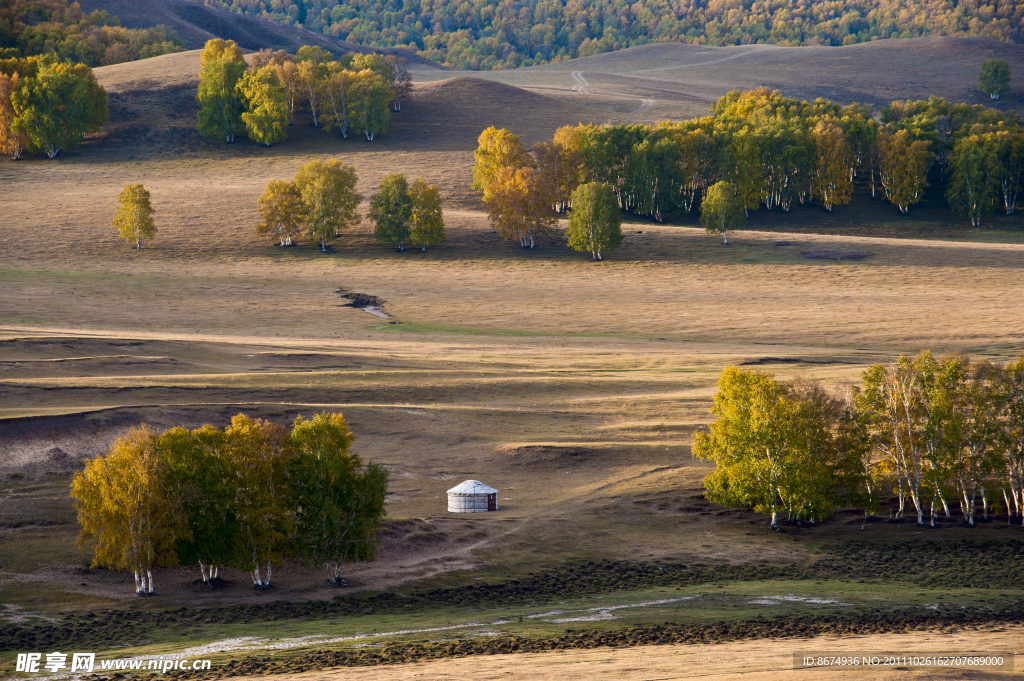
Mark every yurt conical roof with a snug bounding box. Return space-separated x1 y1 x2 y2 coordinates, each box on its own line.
447 480 497 495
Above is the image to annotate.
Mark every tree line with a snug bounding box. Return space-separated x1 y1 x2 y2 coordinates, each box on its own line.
1 0 184 66
490 87 1024 228
0 54 108 159
197 39 411 146
256 160 445 252
694 353 1024 530
194 0 1022 70
70 412 388 595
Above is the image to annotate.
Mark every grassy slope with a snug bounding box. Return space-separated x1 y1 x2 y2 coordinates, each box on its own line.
2 39 1024 677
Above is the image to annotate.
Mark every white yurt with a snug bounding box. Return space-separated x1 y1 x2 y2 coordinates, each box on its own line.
447 480 498 513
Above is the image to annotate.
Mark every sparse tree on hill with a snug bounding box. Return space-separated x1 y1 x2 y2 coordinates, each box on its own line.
237 65 289 146
486 166 555 249
221 414 294 589
369 173 413 251
0 72 27 160
472 127 534 201
71 425 183 596
112 183 157 249
947 134 999 226
979 59 1011 100
289 412 388 586
348 74 390 140
11 62 108 158
409 177 446 252
566 182 622 261
875 128 932 213
197 55 246 143
256 179 304 246
293 159 361 252
700 181 745 245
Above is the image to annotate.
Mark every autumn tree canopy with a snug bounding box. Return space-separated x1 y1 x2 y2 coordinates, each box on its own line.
111 183 157 250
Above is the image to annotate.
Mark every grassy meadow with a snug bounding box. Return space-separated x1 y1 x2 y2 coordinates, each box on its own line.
2 38 1024 679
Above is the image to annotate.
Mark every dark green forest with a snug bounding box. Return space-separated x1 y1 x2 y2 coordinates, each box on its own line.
196 0 1023 69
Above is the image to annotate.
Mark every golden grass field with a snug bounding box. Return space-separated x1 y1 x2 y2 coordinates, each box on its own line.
3 37 1024 680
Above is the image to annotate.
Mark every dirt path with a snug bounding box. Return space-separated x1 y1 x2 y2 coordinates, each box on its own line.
259 627 1024 680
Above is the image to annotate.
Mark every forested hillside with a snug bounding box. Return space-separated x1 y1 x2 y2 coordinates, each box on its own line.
0 0 185 66
193 0 1024 69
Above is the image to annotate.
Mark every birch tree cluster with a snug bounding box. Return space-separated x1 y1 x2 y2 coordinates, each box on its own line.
517 88 1024 227
694 352 1024 530
70 412 388 596
0 55 107 159
256 159 360 251
196 40 411 146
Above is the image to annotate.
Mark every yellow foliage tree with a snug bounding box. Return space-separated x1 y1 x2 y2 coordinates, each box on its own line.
256 179 304 246
0 72 27 160
199 39 244 71
876 128 932 213
486 166 555 249
112 183 157 249
220 414 293 588
810 117 854 211
471 126 534 201
71 425 183 595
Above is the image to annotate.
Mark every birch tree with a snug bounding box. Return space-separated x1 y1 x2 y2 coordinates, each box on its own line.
295 58 327 127
71 425 183 596
408 177 446 252
293 159 361 251
692 367 797 529
237 65 289 146
382 55 412 111
700 181 746 245
978 59 1010 100
256 179 304 246
876 128 932 213
197 55 246 143
348 74 390 141
811 117 854 211
160 425 237 586
369 173 412 251
0 72 27 160
222 414 293 589
319 63 353 138
566 182 622 261
199 39 244 70
485 166 555 249
997 357 1024 525
112 183 157 249
289 413 388 585
994 130 1024 215
11 62 108 158
862 355 930 524
471 126 534 201
947 134 999 226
